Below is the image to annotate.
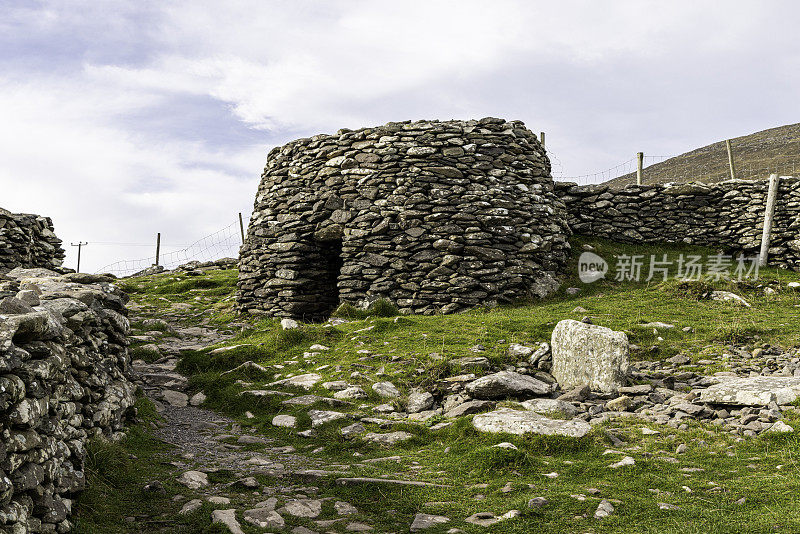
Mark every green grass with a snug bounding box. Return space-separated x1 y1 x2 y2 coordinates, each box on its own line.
80 236 800 533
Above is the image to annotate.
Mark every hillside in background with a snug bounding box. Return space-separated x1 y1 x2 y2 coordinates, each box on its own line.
606 122 800 188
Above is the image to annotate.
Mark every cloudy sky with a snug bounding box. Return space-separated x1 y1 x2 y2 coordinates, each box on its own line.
2 1 799 273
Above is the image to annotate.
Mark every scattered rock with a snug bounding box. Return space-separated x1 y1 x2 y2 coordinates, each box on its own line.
551 319 629 393
700 377 800 406
465 371 551 399
364 431 414 446
244 507 285 528
594 499 615 519
372 381 401 398
177 470 208 489
272 415 298 428
472 408 591 437
211 509 245 534
410 513 450 531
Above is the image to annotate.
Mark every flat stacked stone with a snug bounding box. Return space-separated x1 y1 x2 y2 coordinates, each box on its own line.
238 118 571 320
0 268 135 533
555 177 800 270
0 208 65 274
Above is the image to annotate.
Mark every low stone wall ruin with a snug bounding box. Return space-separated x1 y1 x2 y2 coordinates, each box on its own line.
555 177 800 270
0 268 135 533
0 210 64 275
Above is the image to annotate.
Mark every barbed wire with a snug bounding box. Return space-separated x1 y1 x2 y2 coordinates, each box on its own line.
96 215 250 277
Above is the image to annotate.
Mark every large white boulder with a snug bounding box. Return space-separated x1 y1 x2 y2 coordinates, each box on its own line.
472 408 591 437
551 320 629 393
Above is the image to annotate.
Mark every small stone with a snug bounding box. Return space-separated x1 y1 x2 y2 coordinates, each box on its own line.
407 391 435 413
272 415 298 428
244 507 285 528
335 501 358 515
528 496 548 509
340 422 366 438
189 392 206 406
281 499 323 518
161 390 189 407
609 456 635 469
211 509 245 534
334 386 368 400
372 381 401 398
179 499 202 515
281 318 299 330
364 431 414 446
594 499 615 519
177 470 208 489
410 513 450 531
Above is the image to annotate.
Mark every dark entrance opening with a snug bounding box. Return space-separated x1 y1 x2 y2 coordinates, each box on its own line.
314 239 343 320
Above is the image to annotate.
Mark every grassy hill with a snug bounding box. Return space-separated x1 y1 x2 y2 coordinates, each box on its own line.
606 123 800 188
72 237 800 533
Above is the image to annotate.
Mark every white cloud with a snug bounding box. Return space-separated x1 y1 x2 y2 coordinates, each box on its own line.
2 0 800 272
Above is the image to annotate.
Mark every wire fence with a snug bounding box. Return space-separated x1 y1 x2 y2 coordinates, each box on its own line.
553 151 800 187
96 215 250 277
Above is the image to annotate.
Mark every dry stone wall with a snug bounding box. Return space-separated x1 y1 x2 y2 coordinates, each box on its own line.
555 178 800 270
238 118 571 320
0 210 64 275
0 268 135 533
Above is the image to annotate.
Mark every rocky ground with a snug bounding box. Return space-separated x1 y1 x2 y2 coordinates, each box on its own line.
72 240 800 533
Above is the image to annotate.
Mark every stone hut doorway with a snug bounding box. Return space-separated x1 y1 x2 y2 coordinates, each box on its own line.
313 238 343 320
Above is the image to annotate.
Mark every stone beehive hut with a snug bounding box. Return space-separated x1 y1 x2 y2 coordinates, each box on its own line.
237 118 571 320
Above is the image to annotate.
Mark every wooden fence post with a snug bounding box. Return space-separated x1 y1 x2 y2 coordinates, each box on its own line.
759 174 780 267
71 242 87 273
539 132 545 149
155 233 161 267
239 213 246 244
636 152 644 185
726 139 736 180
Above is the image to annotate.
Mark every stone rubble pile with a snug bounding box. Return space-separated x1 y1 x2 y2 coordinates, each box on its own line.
555 178 800 270
238 117 571 320
298 319 798 439
0 209 64 274
0 267 135 533
126 257 237 279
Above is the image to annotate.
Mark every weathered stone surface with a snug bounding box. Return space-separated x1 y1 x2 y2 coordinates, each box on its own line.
372 381 401 398
268 373 322 390
0 262 135 532
472 408 591 437
554 177 800 272
309 409 348 427
443 400 495 418
178 470 209 489
272 415 298 428
410 513 450 531
237 119 569 320
551 319 629 393
281 499 323 518
699 377 800 406
211 509 245 534
244 507 285 528
406 391 434 413
520 398 579 416
363 431 414 446
465 371 552 399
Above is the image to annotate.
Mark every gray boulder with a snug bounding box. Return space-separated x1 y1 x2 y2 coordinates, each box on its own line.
465 371 552 399
699 377 800 406
472 408 591 437
551 319 629 393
